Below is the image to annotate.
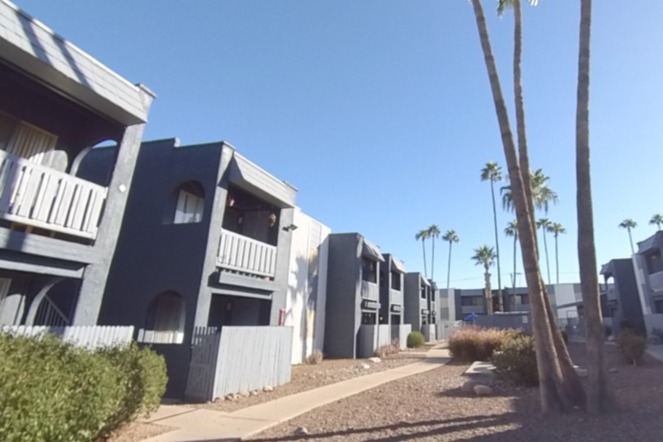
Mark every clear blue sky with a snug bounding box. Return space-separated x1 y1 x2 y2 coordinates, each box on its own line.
16 0 663 289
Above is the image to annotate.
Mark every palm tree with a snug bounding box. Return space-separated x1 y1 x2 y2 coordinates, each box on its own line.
577 0 611 413
471 245 497 315
502 169 559 214
619 219 637 254
415 229 430 278
481 161 504 312
536 218 552 284
442 230 459 293
504 220 519 307
649 214 663 231
428 224 441 282
548 222 566 284
469 0 584 412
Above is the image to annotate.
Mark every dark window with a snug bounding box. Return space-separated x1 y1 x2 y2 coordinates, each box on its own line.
391 271 401 290
646 250 663 275
362 258 377 283
655 299 663 314
164 181 205 224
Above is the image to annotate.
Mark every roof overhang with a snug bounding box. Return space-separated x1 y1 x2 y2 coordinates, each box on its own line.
361 238 384 262
0 1 153 125
228 154 297 208
390 257 406 273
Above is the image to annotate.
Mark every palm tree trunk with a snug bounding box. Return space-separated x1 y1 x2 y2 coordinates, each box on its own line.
628 229 634 255
446 242 453 292
542 229 551 284
431 236 436 281
576 0 611 414
421 240 428 278
484 266 493 315
555 234 560 284
513 235 517 310
490 180 504 311
470 0 584 412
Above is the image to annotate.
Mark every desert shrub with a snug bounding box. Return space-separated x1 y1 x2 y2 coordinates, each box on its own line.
306 349 324 365
406 331 425 348
375 340 400 357
448 327 517 363
617 329 647 366
492 335 538 386
0 333 168 442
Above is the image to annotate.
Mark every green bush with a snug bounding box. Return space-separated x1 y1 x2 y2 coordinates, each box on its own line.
492 335 539 386
617 329 647 366
448 327 519 363
406 331 425 348
0 333 167 442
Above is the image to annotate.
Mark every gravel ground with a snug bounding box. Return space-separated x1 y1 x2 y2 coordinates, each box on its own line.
194 353 426 413
249 343 663 442
105 422 173 442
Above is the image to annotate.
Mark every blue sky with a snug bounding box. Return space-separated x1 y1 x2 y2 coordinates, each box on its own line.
16 0 663 289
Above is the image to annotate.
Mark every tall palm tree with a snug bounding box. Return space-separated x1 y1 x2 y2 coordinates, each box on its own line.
428 224 441 282
471 245 497 315
469 0 584 413
548 222 566 284
577 0 610 414
415 229 430 278
618 219 637 254
481 161 504 312
649 214 663 231
442 230 459 293
504 220 519 307
536 218 552 284
502 169 559 214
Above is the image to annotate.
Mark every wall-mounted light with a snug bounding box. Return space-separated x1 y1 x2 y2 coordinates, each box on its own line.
282 224 298 232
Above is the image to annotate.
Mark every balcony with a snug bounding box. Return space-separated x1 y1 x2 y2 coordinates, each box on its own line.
0 150 107 239
389 289 403 306
649 270 663 293
361 280 379 301
217 228 277 279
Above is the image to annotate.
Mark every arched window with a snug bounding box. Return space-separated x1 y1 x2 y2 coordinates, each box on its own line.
140 292 186 344
170 181 205 224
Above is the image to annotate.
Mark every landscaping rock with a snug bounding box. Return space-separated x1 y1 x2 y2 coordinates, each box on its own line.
369 357 382 363
250 390 259 396
461 380 480 393
224 393 236 401
609 368 619 373
239 391 250 398
473 384 493 396
294 426 309 436
263 385 274 392
359 363 371 370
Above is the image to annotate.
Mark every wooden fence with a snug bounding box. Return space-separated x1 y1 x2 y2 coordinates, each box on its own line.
0 325 134 349
185 326 293 402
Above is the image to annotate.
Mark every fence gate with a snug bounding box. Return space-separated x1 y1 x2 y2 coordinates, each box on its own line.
184 327 220 402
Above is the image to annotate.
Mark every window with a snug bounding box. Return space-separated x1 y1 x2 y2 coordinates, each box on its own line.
139 292 185 344
362 258 377 283
391 271 401 291
420 287 427 299
461 296 482 306
169 181 205 224
646 251 663 275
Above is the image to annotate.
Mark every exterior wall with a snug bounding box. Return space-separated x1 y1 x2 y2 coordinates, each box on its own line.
634 233 663 335
324 234 361 358
404 272 428 331
0 3 153 327
601 258 644 334
379 254 405 326
284 209 330 364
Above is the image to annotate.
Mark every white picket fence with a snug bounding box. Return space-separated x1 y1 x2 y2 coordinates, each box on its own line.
0 325 134 349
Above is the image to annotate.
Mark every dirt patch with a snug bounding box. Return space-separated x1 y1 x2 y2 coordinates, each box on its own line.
104 421 173 442
248 343 663 441
193 353 426 413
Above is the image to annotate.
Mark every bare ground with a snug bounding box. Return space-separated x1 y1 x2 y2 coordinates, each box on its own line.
249 343 663 442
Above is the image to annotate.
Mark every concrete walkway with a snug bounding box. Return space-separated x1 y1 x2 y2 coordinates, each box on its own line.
646 344 663 363
143 345 450 442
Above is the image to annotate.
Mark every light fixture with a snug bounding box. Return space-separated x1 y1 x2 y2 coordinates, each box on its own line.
282 224 298 232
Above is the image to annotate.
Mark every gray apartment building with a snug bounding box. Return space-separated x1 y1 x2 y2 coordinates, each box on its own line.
0 0 153 327
600 258 644 334
634 231 663 334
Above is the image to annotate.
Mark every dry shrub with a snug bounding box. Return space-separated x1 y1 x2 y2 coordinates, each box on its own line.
493 335 538 386
617 329 647 366
306 349 324 365
448 326 521 363
374 340 400 358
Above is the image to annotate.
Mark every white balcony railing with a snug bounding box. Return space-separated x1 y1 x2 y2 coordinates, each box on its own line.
390 289 403 306
361 280 379 301
0 150 107 239
649 270 663 293
217 228 277 279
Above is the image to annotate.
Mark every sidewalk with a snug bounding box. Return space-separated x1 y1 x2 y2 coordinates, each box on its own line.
646 344 663 363
143 345 451 442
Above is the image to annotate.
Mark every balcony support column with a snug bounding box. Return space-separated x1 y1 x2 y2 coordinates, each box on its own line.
73 121 148 325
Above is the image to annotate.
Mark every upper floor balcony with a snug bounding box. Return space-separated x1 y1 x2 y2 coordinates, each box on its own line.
361 280 379 301
389 289 403 306
217 228 277 279
0 149 106 240
648 270 663 293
